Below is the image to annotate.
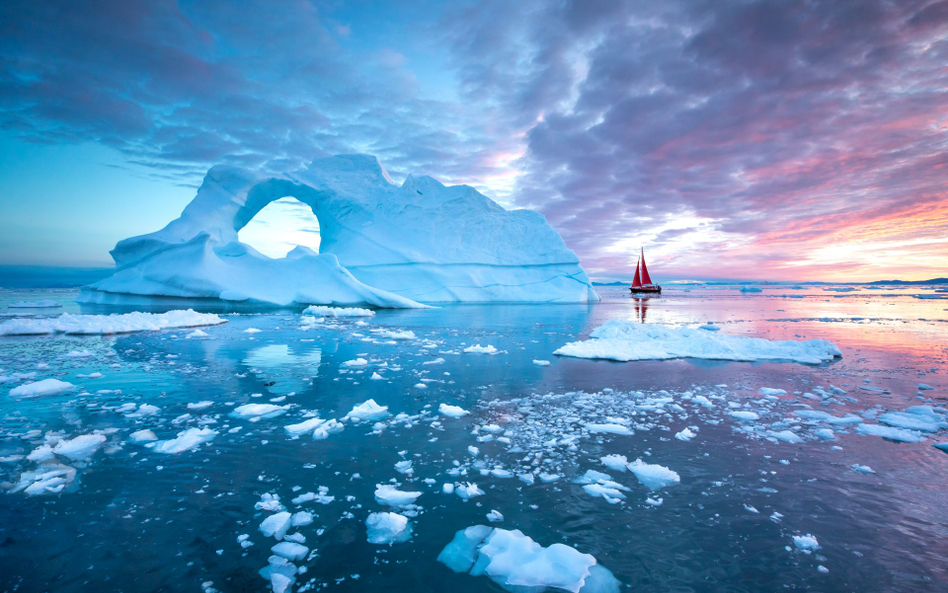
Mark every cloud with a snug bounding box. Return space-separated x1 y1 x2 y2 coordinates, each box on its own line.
1 0 947 279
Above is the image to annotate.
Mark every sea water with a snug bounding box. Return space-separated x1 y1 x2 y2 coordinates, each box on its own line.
0 284 946 592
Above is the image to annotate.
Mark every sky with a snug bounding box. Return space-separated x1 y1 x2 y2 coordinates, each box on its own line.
1 0 946 281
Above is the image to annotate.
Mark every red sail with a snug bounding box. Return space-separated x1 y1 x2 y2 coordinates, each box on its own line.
631 257 642 287
640 248 653 285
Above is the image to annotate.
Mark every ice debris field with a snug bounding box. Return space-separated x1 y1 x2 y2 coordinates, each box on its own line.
1 282 947 592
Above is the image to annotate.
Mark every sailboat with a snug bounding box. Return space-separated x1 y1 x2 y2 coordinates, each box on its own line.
629 248 662 294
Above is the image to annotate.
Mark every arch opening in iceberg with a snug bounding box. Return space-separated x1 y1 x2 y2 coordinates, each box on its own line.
81 154 600 308
237 197 321 259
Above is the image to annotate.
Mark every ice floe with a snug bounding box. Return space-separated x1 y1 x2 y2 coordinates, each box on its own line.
343 399 389 422
8 378 75 398
439 403 470 418
0 310 225 336
230 403 289 421
374 484 422 507
555 321 841 364
303 306 375 317
365 512 413 544
438 526 619 593
152 427 217 454
627 460 680 490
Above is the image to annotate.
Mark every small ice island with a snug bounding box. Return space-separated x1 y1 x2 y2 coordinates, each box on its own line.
81 154 599 307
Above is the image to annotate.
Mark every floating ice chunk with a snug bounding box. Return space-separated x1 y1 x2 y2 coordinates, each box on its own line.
284 416 343 439
52 434 106 460
303 306 375 317
455 482 484 500
600 455 628 472
792 534 820 552
793 410 862 425
244 328 262 334
856 423 924 443
187 401 214 411
0 310 226 336
878 409 946 432
9 379 75 398
394 460 413 475
692 395 714 408
464 344 498 354
933 443 948 454
259 512 293 540
532 359 551 366
555 321 841 364
130 429 158 442
373 329 415 340
582 483 626 504
759 387 787 396
731 411 759 421
153 427 217 454
271 541 309 561
628 459 680 490
342 358 368 367
231 403 288 421
186 329 208 338
438 526 620 593
370 372 384 380
768 430 803 444
851 464 875 474
675 427 697 441
698 324 719 331
585 423 633 435
740 286 762 293
8 299 60 308
486 510 504 523
917 384 933 390
292 511 314 527
344 399 389 422
374 484 422 507
13 464 76 496
366 512 413 544
255 493 285 512
439 403 470 418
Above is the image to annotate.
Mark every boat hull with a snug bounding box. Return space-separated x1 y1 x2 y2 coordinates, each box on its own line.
629 285 662 294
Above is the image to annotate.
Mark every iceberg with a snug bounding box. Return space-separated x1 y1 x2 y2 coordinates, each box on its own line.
554 321 841 364
80 154 599 307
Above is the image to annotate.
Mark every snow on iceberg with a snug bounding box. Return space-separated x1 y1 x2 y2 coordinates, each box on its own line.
554 321 841 364
0 310 225 336
80 155 599 307
438 525 620 593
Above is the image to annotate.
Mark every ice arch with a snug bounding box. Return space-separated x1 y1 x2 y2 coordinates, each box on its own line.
237 197 321 259
82 154 600 307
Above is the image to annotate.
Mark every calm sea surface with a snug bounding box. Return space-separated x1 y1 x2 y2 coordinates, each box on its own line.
1 284 946 592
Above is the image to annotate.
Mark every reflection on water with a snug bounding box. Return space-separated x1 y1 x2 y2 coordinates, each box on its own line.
243 343 322 394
